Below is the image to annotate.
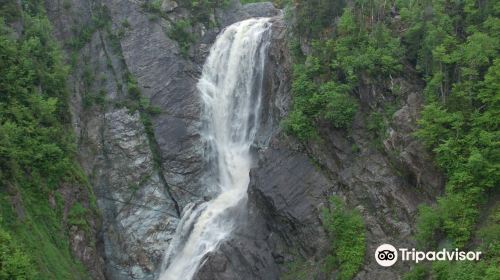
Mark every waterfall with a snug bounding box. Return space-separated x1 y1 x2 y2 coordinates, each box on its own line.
159 18 272 280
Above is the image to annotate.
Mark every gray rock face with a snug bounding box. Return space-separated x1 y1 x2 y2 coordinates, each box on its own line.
160 0 178 13
216 1 280 28
96 109 179 279
106 0 207 210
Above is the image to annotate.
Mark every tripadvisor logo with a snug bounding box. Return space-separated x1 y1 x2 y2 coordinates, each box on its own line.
374 244 482 267
375 244 398 267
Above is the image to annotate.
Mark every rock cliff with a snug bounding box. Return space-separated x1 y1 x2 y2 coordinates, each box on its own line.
44 0 281 279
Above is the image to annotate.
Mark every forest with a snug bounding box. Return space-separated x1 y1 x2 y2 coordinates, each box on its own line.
285 0 499 278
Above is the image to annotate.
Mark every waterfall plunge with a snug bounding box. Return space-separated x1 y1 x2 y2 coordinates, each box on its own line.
159 18 272 280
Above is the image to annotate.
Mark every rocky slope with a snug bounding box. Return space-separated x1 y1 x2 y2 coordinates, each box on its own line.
40 0 444 279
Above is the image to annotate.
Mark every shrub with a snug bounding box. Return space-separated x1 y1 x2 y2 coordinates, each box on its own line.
403 265 429 280
322 196 365 280
0 227 36 279
285 64 358 140
167 19 196 56
415 205 442 249
320 82 358 128
283 109 317 141
68 203 89 229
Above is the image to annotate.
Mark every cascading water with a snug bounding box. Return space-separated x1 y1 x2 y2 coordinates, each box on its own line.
159 18 272 280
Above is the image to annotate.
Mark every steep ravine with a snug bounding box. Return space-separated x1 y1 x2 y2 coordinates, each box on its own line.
40 0 446 279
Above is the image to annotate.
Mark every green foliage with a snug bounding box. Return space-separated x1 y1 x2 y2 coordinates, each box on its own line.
167 19 196 57
0 225 36 279
83 90 107 109
330 10 403 85
367 111 386 138
0 4 94 279
178 0 229 23
0 0 21 22
142 0 231 56
408 206 499 280
239 0 267 3
293 0 346 37
392 3 500 279
121 19 131 28
68 203 89 228
284 60 358 140
286 0 499 278
63 0 71 10
0 188 92 279
478 206 500 259
408 0 500 248
415 204 442 249
322 196 365 280
403 265 429 280
367 103 398 149
431 261 490 280
66 5 111 50
0 16 78 186
281 257 315 280
430 206 500 280
283 108 317 141
320 82 358 128
285 3 403 140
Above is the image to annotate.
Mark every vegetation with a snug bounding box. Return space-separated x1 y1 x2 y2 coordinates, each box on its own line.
284 0 499 278
167 19 196 57
141 0 230 56
0 224 36 279
395 3 500 278
0 2 94 279
284 2 402 140
407 205 500 279
322 197 366 280
403 0 500 250
66 5 111 51
282 197 366 280
282 257 315 280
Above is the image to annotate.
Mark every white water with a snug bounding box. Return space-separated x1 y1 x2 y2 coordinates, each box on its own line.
159 18 272 280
